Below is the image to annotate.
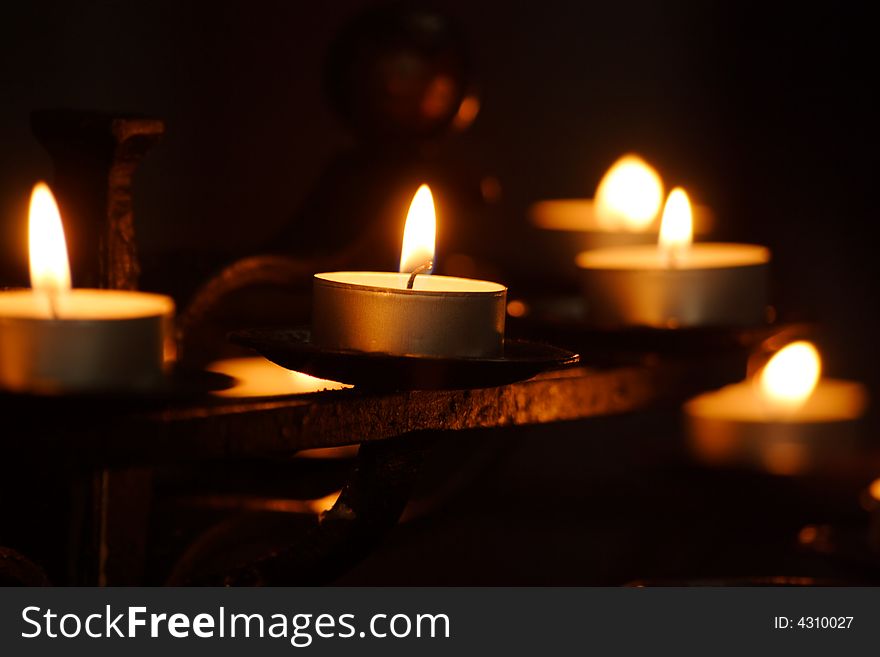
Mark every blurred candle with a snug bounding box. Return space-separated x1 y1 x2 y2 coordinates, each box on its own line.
685 341 868 475
0 183 174 394
528 154 713 280
576 187 769 328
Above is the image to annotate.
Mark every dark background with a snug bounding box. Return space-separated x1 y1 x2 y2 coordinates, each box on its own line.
1 1 877 583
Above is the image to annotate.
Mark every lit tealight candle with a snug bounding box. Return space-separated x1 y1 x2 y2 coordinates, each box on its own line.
312 184 507 358
0 183 174 394
575 187 770 328
685 341 869 475
529 154 713 255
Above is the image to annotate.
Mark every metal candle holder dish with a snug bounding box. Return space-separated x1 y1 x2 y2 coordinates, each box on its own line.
230 327 579 391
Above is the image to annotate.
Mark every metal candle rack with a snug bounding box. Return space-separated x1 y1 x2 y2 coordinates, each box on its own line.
0 69 789 585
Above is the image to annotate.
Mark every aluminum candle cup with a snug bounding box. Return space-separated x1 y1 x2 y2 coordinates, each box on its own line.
684 380 868 474
312 272 506 358
575 243 770 328
0 290 174 394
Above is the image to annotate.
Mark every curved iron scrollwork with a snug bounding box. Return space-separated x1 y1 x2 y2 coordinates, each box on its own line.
0 547 51 587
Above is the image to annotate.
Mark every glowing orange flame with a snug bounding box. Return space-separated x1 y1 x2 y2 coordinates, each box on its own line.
758 341 822 411
658 187 693 264
28 182 71 295
594 154 664 231
399 184 436 274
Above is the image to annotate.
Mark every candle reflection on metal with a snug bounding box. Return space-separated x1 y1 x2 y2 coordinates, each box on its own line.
295 446 360 460
207 356 351 398
181 490 342 515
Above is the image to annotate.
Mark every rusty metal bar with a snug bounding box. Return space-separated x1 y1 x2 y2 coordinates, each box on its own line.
31 110 164 290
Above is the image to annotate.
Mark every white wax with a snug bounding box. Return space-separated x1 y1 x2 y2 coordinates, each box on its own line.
316 271 505 294
576 243 769 270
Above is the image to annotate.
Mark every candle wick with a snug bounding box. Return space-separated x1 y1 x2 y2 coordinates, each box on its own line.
663 246 681 270
47 289 60 319
38 287 61 319
406 260 433 290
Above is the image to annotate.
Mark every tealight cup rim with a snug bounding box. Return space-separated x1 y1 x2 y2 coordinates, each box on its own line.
576 242 771 271
684 378 868 424
314 271 507 296
0 288 175 321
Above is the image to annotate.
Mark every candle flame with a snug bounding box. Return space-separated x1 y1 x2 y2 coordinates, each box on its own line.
28 182 72 295
758 341 822 411
658 187 693 263
399 184 436 274
594 154 664 231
